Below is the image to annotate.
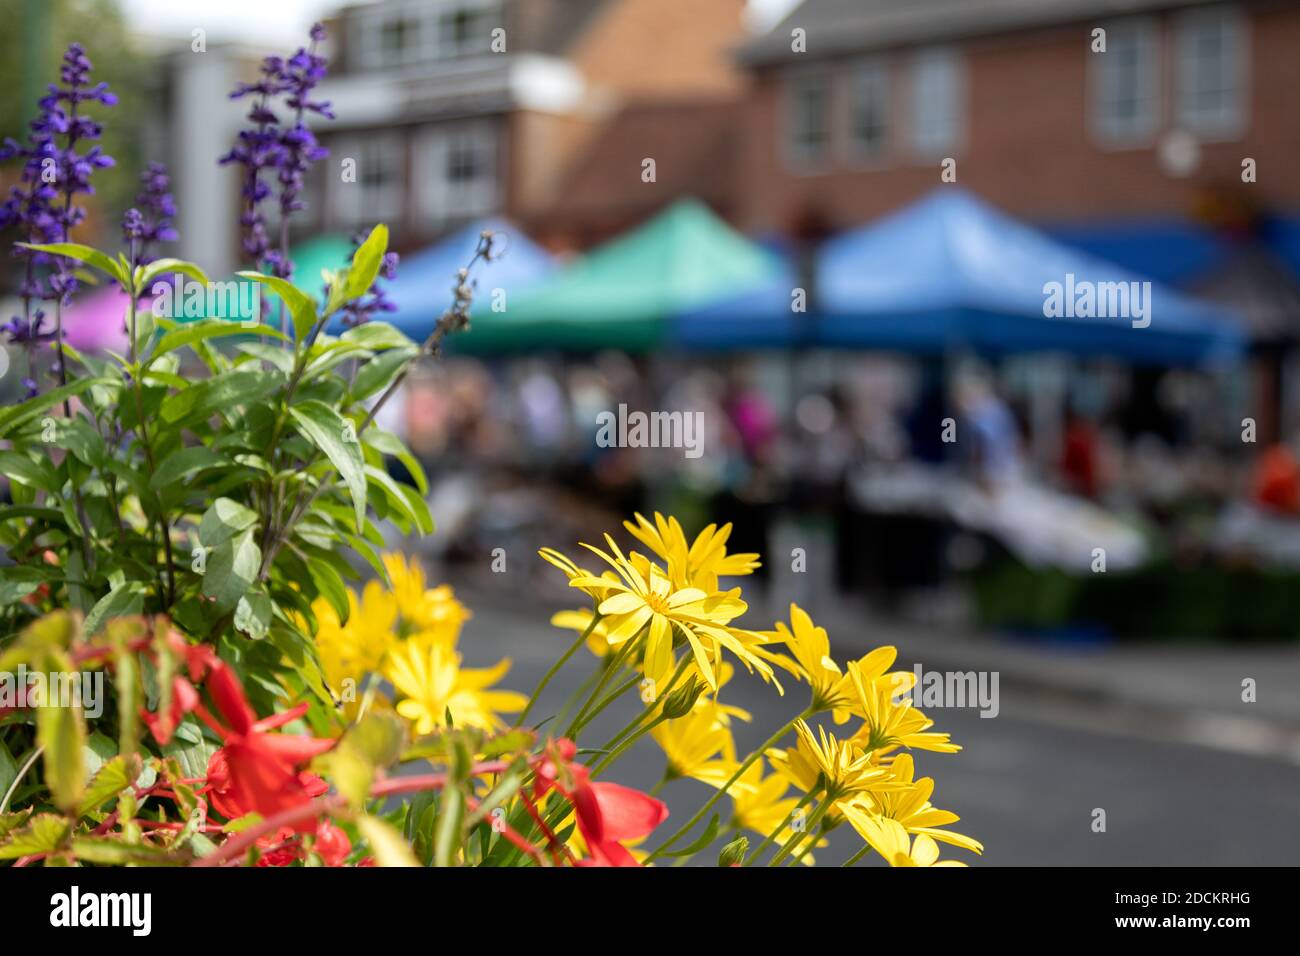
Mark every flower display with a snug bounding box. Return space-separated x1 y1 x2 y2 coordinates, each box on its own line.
0 29 979 871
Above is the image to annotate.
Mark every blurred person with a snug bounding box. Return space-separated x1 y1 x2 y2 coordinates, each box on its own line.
1060 406 1101 499
1251 441 1300 514
955 368 1022 491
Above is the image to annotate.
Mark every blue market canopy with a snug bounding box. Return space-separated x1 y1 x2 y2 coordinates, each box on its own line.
816 189 1245 366
671 251 806 350
381 218 555 342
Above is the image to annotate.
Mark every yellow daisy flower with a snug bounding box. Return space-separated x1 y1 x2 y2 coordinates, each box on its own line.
728 761 820 863
842 812 968 867
624 511 760 591
383 640 527 734
846 660 962 756
651 698 741 789
382 553 471 642
313 584 396 697
845 753 983 854
768 719 899 809
568 534 777 692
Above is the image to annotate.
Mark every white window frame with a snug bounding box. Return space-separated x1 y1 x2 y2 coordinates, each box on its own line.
417 123 498 227
1175 5 1248 140
847 56 890 163
436 0 499 59
355 2 436 70
1090 18 1160 148
784 66 833 173
332 133 404 225
910 46 963 157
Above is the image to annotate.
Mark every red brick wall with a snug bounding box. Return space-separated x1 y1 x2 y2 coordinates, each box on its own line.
737 2 1300 235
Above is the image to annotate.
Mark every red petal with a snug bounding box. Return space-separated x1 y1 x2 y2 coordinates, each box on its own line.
205 663 255 735
589 782 668 843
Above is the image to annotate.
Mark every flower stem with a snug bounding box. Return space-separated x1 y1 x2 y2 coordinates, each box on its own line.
517 614 601 729
646 704 812 863
768 796 832 866
563 629 643 739
841 843 873 867
741 788 817 866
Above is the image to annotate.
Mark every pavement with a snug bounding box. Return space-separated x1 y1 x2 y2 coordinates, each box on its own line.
443 576 1300 865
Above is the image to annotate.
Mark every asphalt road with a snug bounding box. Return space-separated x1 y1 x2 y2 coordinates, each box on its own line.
451 588 1300 866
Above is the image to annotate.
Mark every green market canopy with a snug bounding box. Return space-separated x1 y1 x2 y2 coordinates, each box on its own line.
455 200 786 354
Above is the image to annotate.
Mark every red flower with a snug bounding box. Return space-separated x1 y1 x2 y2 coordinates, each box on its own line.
534 738 668 867
196 660 335 830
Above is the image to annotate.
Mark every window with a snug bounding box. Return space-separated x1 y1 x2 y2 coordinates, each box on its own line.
361 7 430 68
333 135 403 224
1176 6 1247 138
358 2 498 68
438 5 494 57
785 68 831 169
419 125 497 225
848 58 890 159
911 47 961 155
1091 19 1159 146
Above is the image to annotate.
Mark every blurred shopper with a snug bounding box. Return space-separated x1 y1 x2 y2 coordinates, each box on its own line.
1251 441 1300 514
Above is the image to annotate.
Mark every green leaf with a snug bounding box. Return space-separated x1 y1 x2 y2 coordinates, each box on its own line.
78 755 136 818
341 320 415 351
289 401 367 530
71 836 181 865
0 740 17 806
38 694 87 814
658 813 721 858
0 377 114 438
0 809 33 841
365 427 428 495
433 785 465 868
198 497 258 548
150 444 229 490
364 464 421 530
83 583 146 637
18 242 126 285
234 589 272 639
136 256 211 291
238 270 319 342
349 346 417 404
345 225 389 303
0 813 71 859
203 527 261 614
159 369 283 425
55 417 107 468
322 713 405 807
0 451 59 493
149 318 255 364
357 814 420 867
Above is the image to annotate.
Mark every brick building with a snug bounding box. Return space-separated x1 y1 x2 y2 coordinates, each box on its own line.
305 0 747 250
734 0 1300 235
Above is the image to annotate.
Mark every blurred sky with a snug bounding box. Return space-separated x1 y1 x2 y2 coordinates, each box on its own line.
121 0 802 46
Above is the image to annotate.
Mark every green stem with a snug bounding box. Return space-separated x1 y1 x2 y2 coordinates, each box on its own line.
0 746 42 814
769 796 833 866
590 715 666 779
567 673 641 739
589 654 693 777
646 704 812 863
563 630 643 739
517 614 601 729
842 842 873 868
741 788 817 866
